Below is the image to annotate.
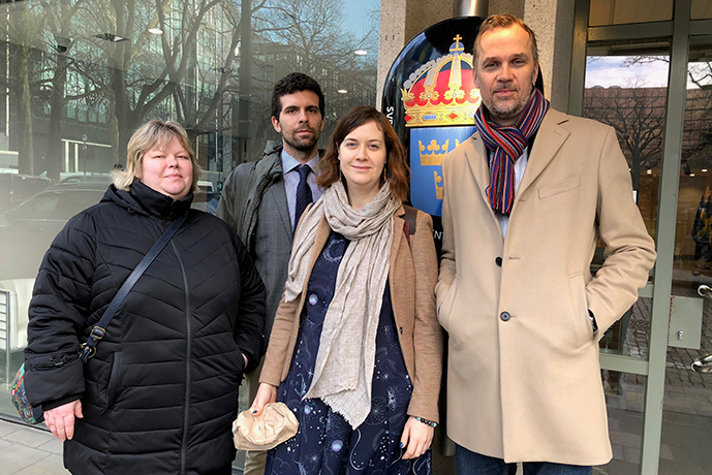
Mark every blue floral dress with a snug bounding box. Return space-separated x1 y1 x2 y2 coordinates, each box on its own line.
265 232 432 474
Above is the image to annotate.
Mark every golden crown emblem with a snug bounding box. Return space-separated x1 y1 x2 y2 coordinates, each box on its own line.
401 35 481 127
433 170 443 200
419 138 463 166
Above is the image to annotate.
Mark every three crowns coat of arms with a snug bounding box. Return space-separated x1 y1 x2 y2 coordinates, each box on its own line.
400 35 480 215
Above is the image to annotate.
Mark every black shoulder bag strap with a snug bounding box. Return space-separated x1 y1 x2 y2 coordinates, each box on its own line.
79 213 187 363
402 204 417 246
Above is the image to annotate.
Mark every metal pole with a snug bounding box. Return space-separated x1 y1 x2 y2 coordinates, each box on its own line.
237 0 252 165
454 0 489 18
641 0 691 473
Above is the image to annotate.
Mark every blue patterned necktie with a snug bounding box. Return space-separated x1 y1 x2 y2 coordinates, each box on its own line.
294 164 313 230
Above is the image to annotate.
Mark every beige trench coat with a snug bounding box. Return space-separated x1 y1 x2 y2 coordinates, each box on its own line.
436 108 656 465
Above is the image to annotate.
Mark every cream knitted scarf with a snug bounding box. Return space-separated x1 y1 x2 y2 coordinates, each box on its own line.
283 180 399 428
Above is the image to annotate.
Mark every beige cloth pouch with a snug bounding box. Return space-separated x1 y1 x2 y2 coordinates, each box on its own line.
232 402 299 451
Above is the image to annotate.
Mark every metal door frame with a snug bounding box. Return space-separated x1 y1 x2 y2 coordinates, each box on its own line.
569 1 712 472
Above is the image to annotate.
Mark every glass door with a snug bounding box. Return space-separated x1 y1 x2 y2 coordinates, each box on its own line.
582 42 669 474
662 37 712 474
574 1 712 473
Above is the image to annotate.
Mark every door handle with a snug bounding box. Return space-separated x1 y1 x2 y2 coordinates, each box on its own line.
697 284 712 298
691 354 712 374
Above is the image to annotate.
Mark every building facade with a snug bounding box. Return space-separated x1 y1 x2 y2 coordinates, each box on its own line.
0 1 710 473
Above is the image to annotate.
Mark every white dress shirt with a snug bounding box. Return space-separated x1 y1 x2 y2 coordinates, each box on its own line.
493 149 528 239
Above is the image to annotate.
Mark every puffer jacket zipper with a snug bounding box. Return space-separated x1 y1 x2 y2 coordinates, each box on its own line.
172 240 191 475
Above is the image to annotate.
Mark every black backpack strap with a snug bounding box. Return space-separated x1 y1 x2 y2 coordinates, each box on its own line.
403 204 417 234
401 205 417 246
79 213 187 363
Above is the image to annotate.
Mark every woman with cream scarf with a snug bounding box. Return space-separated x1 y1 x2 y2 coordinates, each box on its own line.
250 106 442 474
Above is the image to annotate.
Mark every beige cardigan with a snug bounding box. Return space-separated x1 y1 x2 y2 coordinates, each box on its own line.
260 205 442 422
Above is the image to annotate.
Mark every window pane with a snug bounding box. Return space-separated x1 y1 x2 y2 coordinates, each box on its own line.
664 40 712 473
589 0 673 26
582 43 670 358
692 0 712 19
675 43 712 279
0 0 380 429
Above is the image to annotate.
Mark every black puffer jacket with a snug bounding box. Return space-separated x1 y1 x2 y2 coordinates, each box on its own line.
24 180 265 475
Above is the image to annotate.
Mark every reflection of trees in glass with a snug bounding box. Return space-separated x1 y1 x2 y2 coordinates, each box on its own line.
624 54 712 89
14 4 39 175
0 0 379 179
160 0 248 155
583 78 665 191
40 0 86 180
621 55 712 172
255 0 375 76
1 1 44 175
81 0 235 164
684 60 712 171
249 0 379 157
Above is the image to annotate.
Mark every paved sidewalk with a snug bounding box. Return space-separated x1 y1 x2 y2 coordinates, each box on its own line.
0 419 66 474
0 418 252 474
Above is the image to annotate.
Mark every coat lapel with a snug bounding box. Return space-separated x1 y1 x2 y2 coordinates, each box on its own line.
268 181 293 239
515 109 571 201
389 207 405 282
463 134 501 233
389 209 410 328
463 134 491 204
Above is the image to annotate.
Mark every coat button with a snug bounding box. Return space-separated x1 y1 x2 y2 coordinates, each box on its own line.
308 294 318 305
399 327 403 334
500 312 511 322
495 257 502 266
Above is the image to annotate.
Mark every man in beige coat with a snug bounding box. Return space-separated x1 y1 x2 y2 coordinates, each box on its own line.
436 14 656 473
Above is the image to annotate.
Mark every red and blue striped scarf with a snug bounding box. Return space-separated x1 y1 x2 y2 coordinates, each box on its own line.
475 88 550 216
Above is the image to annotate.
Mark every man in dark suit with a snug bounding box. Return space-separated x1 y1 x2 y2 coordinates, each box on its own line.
217 72 325 474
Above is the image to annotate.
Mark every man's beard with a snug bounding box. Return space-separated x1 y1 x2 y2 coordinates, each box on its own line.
284 131 319 153
489 101 526 122
487 87 531 123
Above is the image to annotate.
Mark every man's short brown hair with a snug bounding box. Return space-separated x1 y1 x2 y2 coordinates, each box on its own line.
472 14 539 66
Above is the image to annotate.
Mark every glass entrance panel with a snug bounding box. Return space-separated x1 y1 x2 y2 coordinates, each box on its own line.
589 0 673 26
582 42 669 473
583 43 668 358
691 0 712 20
663 39 712 475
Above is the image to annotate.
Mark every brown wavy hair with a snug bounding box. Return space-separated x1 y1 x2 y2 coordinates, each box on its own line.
317 106 409 202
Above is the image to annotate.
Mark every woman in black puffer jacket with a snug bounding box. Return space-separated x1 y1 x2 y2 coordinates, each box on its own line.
24 120 265 475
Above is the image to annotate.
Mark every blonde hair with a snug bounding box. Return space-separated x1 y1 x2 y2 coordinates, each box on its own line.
113 120 198 191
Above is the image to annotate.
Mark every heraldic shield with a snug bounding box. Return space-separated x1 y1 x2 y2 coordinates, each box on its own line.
410 126 475 216
399 34 480 217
